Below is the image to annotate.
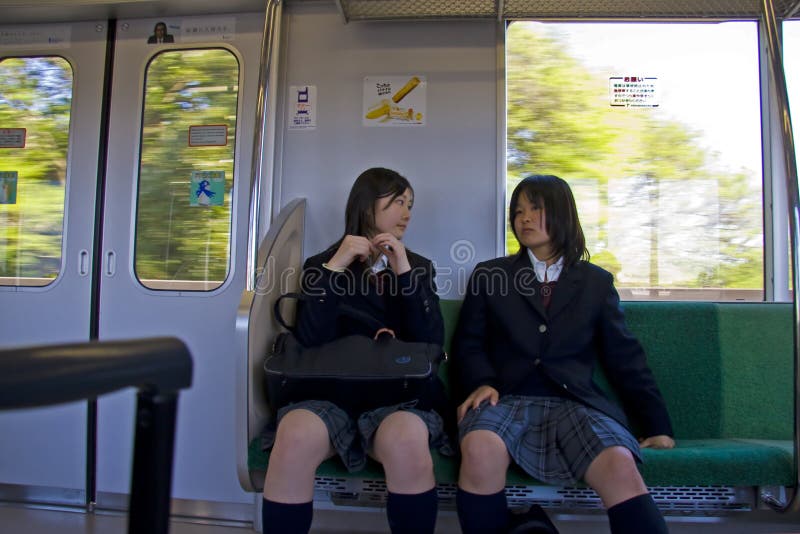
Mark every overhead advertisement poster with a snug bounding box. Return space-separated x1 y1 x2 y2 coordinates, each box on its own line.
363 75 426 127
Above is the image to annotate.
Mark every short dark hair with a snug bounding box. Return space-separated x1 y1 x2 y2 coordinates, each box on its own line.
342 167 412 239
509 174 589 266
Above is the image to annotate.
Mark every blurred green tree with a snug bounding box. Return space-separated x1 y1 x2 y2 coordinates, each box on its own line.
506 24 762 291
135 49 239 284
0 57 72 280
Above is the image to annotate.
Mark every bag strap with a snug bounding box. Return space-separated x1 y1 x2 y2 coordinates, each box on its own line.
273 292 304 333
273 292 385 334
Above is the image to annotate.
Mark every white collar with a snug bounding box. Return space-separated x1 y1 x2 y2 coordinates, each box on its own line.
370 253 389 274
526 249 564 283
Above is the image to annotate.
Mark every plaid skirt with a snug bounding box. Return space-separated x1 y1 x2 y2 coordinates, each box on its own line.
458 395 641 484
261 399 454 473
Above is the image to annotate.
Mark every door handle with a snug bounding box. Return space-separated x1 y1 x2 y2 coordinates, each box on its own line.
105 250 116 277
78 249 89 276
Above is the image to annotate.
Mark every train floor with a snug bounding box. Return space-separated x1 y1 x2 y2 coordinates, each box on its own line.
2 502 800 533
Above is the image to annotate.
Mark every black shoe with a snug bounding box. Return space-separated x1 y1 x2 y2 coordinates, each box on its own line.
506 505 559 534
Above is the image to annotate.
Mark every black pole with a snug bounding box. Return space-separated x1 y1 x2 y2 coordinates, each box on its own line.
128 390 179 534
86 17 117 512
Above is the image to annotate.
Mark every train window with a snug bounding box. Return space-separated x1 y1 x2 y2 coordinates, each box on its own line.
0 56 73 287
506 21 763 301
135 48 239 291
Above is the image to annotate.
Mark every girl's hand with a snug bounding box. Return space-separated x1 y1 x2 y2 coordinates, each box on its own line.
639 435 675 449
327 235 376 271
372 233 411 275
457 385 499 423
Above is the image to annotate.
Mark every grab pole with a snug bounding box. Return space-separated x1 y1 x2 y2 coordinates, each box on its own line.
760 0 800 513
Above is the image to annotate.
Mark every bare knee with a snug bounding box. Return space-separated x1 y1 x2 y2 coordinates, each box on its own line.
264 409 333 502
459 430 510 493
373 411 434 493
374 412 432 473
271 409 332 465
460 430 509 471
586 446 640 481
584 446 647 508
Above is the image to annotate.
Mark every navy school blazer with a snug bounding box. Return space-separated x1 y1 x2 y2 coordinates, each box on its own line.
295 246 444 348
292 246 447 416
453 252 673 439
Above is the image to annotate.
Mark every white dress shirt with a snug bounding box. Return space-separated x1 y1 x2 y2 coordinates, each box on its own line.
527 249 564 283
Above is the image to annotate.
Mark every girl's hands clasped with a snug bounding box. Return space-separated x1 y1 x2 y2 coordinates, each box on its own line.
326 233 411 275
372 232 410 275
327 235 375 271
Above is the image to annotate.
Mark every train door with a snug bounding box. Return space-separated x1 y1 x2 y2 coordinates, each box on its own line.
97 13 264 512
0 21 106 501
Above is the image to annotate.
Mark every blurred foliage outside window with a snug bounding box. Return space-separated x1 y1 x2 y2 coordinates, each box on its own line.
0 56 72 285
506 22 763 300
135 48 239 290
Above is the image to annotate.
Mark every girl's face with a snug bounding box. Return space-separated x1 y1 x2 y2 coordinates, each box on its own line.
513 193 552 258
373 188 413 239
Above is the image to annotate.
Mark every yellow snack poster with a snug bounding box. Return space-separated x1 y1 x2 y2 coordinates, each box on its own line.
363 75 426 127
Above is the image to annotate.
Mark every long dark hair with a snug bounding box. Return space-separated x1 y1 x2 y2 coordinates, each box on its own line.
509 174 589 267
341 167 412 239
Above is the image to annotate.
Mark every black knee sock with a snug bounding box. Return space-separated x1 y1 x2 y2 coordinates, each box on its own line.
386 487 438 534
261 497 313 534
607 493 668 534
456 488 509 534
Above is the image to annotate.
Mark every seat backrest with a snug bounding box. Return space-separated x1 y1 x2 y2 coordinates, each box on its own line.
438 299 462 398
716 302 792 439
439 299 793 441
622 302 722 439
236 199 306 492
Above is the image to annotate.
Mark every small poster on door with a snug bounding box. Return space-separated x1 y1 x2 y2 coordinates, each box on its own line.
289 85 317 130
190 170 225 206
0 171 18 204
189 125 228 146
0 128 26 148
363 75 426 127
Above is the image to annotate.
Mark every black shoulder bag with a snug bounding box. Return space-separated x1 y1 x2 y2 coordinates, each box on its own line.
264 293 445 413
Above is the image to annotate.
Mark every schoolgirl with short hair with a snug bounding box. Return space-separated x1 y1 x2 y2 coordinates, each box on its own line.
454 174 675 534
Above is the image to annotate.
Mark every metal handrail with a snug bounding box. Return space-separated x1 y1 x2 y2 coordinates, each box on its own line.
247 0 282 292
760 0 800 513
0 337 193 534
